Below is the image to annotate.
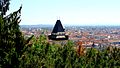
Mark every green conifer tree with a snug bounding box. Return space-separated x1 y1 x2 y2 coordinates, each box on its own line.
0 0 33 68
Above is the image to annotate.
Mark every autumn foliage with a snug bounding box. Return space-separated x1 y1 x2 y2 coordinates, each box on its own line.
76 41 86 56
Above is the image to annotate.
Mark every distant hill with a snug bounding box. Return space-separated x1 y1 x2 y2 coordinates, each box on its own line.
20 24 53 28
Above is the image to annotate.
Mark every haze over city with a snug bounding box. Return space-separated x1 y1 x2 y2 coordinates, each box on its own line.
9 0 120 25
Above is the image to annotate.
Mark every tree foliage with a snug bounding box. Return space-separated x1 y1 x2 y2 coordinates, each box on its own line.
0 0 33 68
20 35 120 68
0 0 10 16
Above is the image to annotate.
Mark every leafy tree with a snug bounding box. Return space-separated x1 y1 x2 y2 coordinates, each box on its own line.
0 0 33 68
19 35 120 68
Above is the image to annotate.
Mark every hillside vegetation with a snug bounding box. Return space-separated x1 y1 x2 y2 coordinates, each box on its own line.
19 35 120 68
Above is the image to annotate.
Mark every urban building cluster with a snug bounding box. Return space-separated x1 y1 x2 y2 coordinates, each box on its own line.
21 25 120 48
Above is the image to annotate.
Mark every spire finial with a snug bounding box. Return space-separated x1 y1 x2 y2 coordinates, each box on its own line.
57 16 60 20
58 16 60 20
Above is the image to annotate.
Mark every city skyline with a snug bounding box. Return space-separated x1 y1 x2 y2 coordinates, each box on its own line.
9 0 120 25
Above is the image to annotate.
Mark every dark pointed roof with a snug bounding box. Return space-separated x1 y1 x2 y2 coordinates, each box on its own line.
52 20 65 33
48 20 69 40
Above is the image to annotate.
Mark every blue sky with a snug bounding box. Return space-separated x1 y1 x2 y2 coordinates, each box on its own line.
9 0 120 25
